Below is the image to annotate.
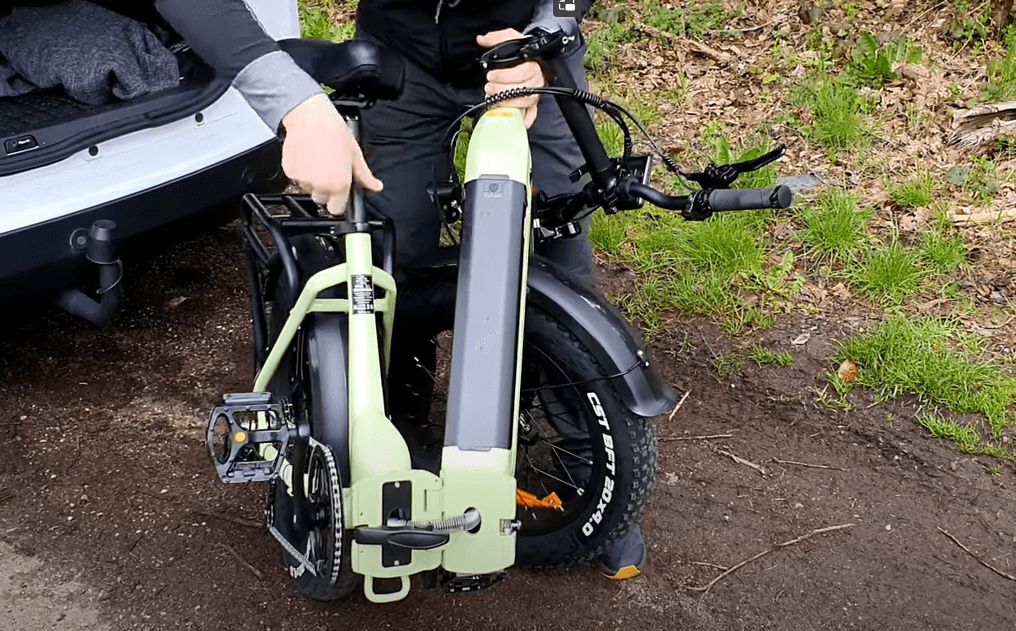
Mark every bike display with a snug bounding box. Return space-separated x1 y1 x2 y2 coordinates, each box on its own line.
204 30 792 603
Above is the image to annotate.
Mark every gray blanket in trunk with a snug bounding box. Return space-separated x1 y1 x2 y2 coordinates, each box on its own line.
0 0 179 105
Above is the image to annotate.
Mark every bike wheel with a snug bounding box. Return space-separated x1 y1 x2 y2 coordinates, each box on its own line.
260 236 360 602
391 276 658 568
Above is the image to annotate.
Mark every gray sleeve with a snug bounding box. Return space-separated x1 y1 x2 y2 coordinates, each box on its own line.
233 51 323 131
155 0 322 131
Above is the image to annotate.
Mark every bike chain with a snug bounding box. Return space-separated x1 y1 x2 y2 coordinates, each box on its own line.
264 437 343 585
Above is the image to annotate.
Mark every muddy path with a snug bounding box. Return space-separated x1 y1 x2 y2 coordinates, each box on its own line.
1 224 1014 631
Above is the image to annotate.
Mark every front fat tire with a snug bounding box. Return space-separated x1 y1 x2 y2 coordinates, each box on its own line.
513 306 658 568
392 273 658 570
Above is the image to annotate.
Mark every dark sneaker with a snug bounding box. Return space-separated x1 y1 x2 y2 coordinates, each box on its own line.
595 525 647 580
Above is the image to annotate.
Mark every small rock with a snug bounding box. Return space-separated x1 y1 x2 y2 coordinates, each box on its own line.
777 173 824 193
885 524 892 531
792 332 811 345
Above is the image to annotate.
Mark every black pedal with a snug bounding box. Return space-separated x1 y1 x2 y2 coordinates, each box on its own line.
206 392 293 484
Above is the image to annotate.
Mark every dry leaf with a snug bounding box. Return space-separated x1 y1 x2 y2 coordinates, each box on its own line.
837 359 858 383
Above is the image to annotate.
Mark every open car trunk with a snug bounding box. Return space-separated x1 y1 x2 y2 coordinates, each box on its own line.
0 0 226 177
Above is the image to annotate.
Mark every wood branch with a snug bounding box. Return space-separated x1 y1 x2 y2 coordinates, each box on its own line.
772 458 846 471
191 509 263 529
660 433 734 442
218 543 264 581
631 17 733 64
993 0 1014 36
938 527 1016 582
716 448 766 475
950 209 1016 226
668 390 692 421
949 101 1016 148
689 523 855 596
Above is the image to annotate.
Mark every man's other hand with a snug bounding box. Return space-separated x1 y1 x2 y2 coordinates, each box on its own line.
280 93 382 216
476 28 545 128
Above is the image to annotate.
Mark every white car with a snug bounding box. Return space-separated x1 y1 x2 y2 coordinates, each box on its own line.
0 0 300 323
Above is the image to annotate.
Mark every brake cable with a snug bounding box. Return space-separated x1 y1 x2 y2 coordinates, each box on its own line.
432 85 691 225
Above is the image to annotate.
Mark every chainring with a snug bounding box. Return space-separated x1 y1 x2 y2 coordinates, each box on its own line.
266 438 344 584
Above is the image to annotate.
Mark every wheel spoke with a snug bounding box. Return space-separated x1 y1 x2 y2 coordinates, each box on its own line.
523 452 582 492
538 438 593 466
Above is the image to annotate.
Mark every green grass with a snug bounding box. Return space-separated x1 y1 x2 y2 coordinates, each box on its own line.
643 0 738 39
713 344 793 379
589 212 628 255
947 157 1000 204
798 190 870 263
593 202 776 337
299 1 355 40
918 230 968 276
889 170 934 208
452 118 473 181
916 414 1011 460
984 29 1016 101
749 344 794 367
590 124 797 336
673 213 765 278
836 316 1016 442
596 113 628 157
846 240 925 305
713 351 748 380
792 77 874 151
846 32 922 87
586 20 640 76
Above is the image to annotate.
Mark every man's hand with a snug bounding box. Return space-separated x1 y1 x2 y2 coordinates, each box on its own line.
476 28 545 128
280 93 383 216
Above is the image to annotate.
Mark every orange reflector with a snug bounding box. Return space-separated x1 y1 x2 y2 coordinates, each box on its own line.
515 490 563 509
234 431 247 444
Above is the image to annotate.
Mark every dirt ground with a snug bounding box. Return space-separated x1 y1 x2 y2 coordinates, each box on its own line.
1 224 1014 631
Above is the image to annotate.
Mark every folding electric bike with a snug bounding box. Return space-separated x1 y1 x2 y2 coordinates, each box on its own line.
205 31 792 604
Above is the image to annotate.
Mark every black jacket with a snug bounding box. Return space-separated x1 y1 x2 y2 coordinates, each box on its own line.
155 0 592 128
358 0 536 86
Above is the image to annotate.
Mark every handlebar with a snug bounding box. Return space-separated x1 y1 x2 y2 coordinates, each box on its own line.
625 182 793 215
470 30 796 228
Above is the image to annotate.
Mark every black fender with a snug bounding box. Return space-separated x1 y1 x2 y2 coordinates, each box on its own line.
403 250 677 419
526 256 676 418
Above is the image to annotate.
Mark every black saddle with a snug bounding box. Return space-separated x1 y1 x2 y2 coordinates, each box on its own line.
279 38 405 105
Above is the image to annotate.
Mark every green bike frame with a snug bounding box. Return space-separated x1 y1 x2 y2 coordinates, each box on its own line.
252 106 532 603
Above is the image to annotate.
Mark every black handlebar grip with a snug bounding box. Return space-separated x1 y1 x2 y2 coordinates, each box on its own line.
706 185 793 211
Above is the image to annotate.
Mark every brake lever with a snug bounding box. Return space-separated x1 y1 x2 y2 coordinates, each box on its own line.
478 29 571 70
680 144 787 189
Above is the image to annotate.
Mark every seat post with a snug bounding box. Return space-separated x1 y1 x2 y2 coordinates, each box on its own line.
342 111 368 224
